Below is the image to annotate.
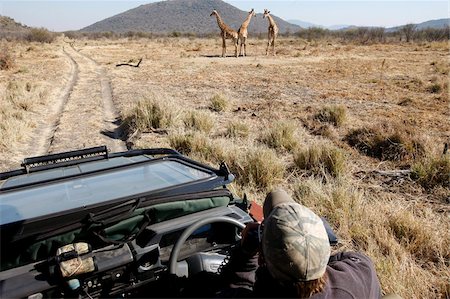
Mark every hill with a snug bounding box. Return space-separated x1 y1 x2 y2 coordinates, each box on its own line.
387 18 449 32
0 15 31 39
80 0 300 34
287 19 321 29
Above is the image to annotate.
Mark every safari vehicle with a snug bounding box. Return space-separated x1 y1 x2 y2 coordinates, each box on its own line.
0 146 337 298
0 146 260 298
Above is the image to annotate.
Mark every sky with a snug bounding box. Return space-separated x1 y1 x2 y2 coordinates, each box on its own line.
0 0 448 32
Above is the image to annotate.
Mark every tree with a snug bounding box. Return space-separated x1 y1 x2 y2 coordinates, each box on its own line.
401 23 416 42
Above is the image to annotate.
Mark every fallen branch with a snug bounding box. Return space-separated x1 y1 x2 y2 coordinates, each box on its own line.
116 58 143 67
357 169 412 177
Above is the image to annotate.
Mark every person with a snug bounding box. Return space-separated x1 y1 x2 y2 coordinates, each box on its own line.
218 188 382 298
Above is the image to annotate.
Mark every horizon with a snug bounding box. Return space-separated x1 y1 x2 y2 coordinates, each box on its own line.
0 0 448 32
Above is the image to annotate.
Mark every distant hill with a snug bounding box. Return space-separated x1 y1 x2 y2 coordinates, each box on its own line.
0 15 31 38
287 19 321 29
80 0 300 34
388 18 449 32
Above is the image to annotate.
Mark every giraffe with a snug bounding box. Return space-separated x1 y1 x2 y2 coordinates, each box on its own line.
263 9 279 56
210 10 238 58
237 8 256 57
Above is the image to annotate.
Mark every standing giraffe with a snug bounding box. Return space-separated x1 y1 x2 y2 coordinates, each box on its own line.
263 9 279 56
210 10 238 58
237 8 256 57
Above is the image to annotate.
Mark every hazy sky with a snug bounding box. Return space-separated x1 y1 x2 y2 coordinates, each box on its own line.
0 0 448 32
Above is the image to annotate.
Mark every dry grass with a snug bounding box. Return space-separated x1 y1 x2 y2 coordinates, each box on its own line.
345 125 426 162
225 121 250 138
0 46 14 70
183 110 214 133
412 155 450 189
1 37 449 298
259 120 299 151
293 143 346 178
121 97 177 137
315 105 347 127
209 93 229 112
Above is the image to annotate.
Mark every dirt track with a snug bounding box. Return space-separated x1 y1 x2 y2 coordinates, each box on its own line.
34 44 126 155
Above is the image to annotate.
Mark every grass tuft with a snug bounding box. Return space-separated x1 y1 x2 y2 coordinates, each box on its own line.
411 155 450 189
121 97 175 137
259 121 298 151
0 46 14 70
345 126 425 162
209 94 228 112
315 105 347 127
293 143 346 178
183 110 214 133
225 122 250 138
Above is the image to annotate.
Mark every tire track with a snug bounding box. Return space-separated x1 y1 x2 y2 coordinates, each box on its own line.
28 46 78 157
46 45 126 154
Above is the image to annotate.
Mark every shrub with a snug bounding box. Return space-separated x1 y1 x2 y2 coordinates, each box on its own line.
412 155 450 189
259 121 298 151
226 122 249 138
121 98 174 137
26 28 56 43
315 105 347 127
183 110 214 133
293 143 346 178
345 126 425 161
209 94 228 112
0 47 14 70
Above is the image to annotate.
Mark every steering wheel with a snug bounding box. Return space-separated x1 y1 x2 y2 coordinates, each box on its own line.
168 216 246 275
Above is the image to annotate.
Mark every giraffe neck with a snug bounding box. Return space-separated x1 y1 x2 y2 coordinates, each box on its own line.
267 15 276 28
241 12 253 28
214 13 226 30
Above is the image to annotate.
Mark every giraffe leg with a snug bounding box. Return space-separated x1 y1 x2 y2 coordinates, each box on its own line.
272 38 276 56
239 37 243 57
234 38 238 58
266 33 271 56
222 37 226 57
243 37 247 56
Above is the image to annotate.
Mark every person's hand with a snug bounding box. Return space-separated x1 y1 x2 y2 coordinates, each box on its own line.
240 222 260 256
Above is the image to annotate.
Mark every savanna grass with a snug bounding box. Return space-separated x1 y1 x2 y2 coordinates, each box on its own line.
411 154 450 189
259 121 298 151
315 105 347 127
293 143 346 178
121 97 176 137
345 126 425 162
183 110 214 133
209 93 228 112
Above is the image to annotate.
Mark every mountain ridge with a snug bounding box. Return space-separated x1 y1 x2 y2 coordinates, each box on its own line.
80 0 300 34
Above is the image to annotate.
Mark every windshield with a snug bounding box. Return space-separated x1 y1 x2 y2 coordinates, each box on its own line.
0 160 212 226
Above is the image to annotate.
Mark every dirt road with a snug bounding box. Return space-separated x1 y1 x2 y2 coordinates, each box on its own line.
34 44 127 156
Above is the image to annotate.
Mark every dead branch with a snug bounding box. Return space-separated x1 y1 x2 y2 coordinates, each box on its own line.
116 58 143 67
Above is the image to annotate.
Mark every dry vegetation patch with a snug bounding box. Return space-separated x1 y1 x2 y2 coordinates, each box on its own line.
345 125 426 162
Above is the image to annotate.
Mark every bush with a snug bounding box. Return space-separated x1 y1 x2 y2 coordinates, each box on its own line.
26 28 56 43
183 110 214 133
293 144 346 178
345 126 425 161
259 121 298 151
209 94 228 112
0 47 14 70
412 155 450 189
315 105 347 127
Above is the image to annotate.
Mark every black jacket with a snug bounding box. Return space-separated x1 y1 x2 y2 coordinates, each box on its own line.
220 247 381 299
